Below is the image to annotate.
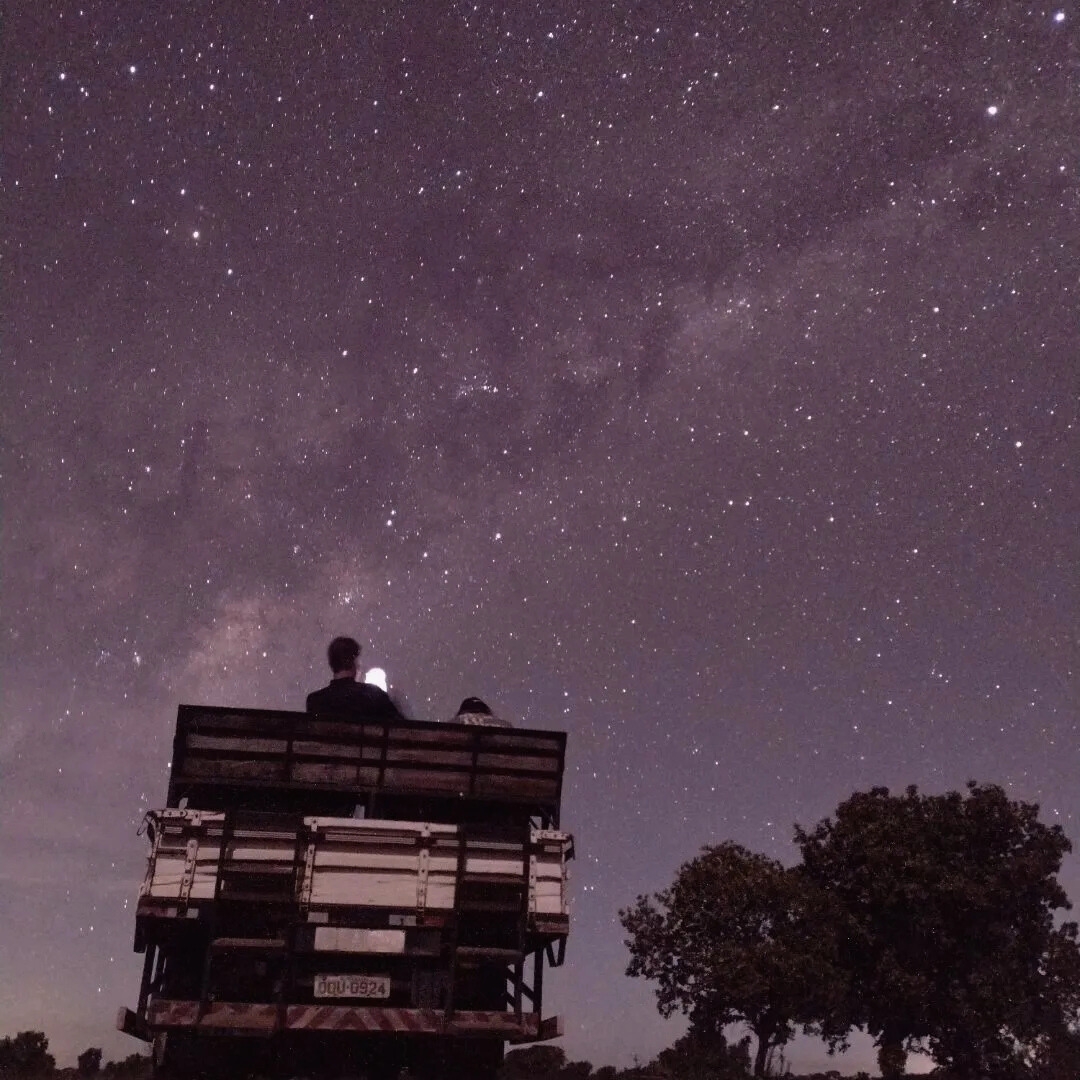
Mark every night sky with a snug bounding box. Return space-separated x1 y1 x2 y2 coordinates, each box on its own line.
3 1 1078 1071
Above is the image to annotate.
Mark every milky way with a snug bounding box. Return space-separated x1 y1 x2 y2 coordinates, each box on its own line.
3 2 1078 1069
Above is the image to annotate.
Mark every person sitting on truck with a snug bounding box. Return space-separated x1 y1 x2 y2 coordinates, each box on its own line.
452 696 512 727
306 636 403 721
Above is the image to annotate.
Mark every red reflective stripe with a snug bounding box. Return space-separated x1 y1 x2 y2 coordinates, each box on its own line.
147 1000 198 1026
149 1001 540 1036
284 1005 527 1033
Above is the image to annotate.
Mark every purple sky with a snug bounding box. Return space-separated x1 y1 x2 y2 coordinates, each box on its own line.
3 1 1078 1070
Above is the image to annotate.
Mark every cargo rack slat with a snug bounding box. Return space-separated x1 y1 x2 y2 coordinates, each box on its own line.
168 705 566 827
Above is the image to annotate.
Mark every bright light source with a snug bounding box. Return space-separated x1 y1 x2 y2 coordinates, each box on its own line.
364 667 387 691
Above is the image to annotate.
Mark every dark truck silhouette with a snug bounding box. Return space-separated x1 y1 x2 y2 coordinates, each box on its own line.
117 705 573 1079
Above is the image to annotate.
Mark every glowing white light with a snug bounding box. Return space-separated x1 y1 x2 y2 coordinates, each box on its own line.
1053 10 1065 21
986 104 999 116
365 667 388 691
192 230 200 239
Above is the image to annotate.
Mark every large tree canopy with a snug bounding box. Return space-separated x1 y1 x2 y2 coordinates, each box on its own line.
653 1030 752 1080
0 1033 55 1079
76 1050 102 1078
619 842 843 1077
796 782 1080 1079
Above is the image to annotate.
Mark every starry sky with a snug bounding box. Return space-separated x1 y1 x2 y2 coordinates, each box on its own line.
2 0 1078 1071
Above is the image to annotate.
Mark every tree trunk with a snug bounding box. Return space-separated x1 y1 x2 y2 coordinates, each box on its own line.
878 1039 907 1079
753 1031 774 1077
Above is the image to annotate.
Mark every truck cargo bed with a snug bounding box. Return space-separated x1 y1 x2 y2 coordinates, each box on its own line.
137 809 571 942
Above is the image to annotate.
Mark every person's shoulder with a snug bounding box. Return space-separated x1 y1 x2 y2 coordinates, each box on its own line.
307 681 350 713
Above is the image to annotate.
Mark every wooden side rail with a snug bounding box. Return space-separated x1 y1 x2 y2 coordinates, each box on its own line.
167 705 566 824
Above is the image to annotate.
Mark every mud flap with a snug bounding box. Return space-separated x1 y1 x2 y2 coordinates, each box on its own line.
116 1007 149 1041
508 1015 563 1043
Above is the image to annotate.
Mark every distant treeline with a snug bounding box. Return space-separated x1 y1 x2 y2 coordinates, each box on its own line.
0 1031 849 1080
0 1033 147 1080
3 1029 1080 1080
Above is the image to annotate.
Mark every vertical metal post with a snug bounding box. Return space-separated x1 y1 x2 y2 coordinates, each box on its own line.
513 824 531 1020
534 946 544 1017
282 710 296 784
199 812 232 1020
444 826 470 1019
136 946 156 1015
374 720 392 817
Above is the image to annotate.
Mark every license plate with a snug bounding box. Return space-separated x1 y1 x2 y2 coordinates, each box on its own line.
314 973 390 999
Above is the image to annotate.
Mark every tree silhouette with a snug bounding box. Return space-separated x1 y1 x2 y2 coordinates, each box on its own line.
76 1049 102 1077
100 1052 150 1080
0 1032 55 1078
655 1029 752 1080
498 1045 598 1079
620 842 843 1076
797 782 1080 1079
